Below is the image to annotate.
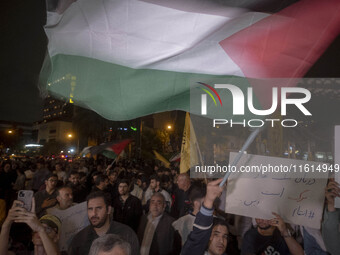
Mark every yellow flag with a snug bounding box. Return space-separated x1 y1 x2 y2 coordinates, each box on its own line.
153 150 171 168
180 112 200 173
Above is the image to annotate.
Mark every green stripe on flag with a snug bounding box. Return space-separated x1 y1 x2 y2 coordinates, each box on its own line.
102 150 117 159
46 54 262 121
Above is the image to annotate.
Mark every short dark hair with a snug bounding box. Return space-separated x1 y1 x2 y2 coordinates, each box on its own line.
78 172 86 178
150 174 160 182
69 171 79 177
94 174 108 186
212 218 229 234
109 170 118 176
91 171 101 178
86 191 111 207
189 186 206 203
45 173 58 181
118 179 129 186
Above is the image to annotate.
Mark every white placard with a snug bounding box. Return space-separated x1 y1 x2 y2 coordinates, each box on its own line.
47 202 90 251
225 152 328 229
335 126 340 208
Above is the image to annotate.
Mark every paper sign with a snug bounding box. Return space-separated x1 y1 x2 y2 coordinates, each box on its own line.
335 126 340 208
47 202 90 251
225 152 328 229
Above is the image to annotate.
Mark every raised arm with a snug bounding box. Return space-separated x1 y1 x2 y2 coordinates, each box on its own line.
0 201 23 255
182 178 224 255
271 212 304 255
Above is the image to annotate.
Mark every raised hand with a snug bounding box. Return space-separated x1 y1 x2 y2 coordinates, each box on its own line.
325 179 340 212
203 178 224 209
42 198 57 209
270 212 287 235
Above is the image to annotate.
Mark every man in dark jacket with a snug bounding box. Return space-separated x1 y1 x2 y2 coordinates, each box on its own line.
138 192 181 255
113 179 142 232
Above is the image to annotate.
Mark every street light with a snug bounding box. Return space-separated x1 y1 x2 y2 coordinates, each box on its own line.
67 133 73 138
8 130 13 134
167 125 172 130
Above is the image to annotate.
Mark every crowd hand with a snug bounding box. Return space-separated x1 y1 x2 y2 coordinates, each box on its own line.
270 212 288 235
203 178 224 209
12 198 44 233
42 198 57 209
325 179 340 210
106 165 112 174
3 200 25 226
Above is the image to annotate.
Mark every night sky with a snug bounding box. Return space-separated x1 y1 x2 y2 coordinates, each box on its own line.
1 1 339 124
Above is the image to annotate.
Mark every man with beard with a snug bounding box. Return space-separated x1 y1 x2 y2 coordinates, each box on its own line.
241 214 304 255
67 171 87 203
91 174 109 193
68 191 139 255
113 179 142 232
143 175 172 212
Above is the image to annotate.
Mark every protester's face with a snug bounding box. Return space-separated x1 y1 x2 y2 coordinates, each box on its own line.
149 195 165 217
32 223 58 246
118 183 129 196
45 177 58 190
88 197 110 228
255 218 272 230
208 225 228 255
98 246 128 255
150 179 157 189
177 176 187 190
99 179 109 189
136 179 142 187
57 187 73 209
55 164 62 171
69 174 80 185
109 172 117 182
4 163 10 172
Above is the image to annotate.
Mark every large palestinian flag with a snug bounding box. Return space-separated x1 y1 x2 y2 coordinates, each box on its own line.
43 0 340 120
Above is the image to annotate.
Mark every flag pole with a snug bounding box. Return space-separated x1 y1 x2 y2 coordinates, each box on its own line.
219 126 265 187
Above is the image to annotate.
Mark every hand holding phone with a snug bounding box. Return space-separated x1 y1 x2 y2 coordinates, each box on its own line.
17 190 34 211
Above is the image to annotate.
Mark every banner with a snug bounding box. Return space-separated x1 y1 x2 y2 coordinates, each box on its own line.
225 152 328 229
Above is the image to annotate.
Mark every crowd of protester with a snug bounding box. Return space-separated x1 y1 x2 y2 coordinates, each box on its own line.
0 156 339 255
